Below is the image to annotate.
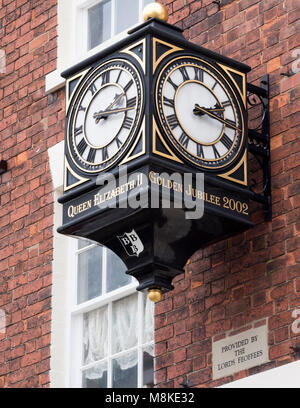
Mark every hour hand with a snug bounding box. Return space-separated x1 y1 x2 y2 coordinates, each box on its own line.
95 92 126 123
93 106 134 122
193 104 240 131
193 104 225 116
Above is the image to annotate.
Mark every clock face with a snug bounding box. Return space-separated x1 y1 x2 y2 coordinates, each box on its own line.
155 56 245 170
67 59 143 173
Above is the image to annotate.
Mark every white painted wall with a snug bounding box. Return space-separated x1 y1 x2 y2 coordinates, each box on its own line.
220 360 300 388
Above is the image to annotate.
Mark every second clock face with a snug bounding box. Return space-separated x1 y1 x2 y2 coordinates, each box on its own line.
155 56 245 170
67 59 143 174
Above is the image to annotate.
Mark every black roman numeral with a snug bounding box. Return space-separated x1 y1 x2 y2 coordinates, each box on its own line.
101 70 110 85
194 67 203 82
123 116 133 130
167 77 178 91
127 97 136 108
194 67 204 81
115 136 122 149
197 144 204 158
212 145 221 159
226 118 237 128
102 147 109 161
220 133 233 150
163 96 175 108
179 66 189 82
124 79 133 93
179 133 189 148
167 114 179 130
77 138 87 156
116 69 122 84
89 83 97 95
212 81 218 90
222 100 232 107
78 105 86 113
74 125 83 137
87 148 96 163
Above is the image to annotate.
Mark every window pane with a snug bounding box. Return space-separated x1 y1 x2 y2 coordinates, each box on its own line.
77 246 103 303
112 351 138 388
143 0 153 8
115 0 139 35
143 345 154 388
88 0 112 50
78 238 90 250
83 307 108 365
143 292 154 343
82 361 107 388
112 293 138 354
106 248 131 293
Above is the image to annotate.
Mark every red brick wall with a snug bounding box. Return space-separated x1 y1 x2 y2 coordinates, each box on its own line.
155 0 300 387
0 0 299 389
0 0 63 387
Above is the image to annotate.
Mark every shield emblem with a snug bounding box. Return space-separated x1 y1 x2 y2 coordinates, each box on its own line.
117 229 144 257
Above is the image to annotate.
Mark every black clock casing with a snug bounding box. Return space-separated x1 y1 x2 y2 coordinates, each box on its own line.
58 18 253 293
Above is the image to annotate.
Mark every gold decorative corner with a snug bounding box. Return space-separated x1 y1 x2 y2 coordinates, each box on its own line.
218 63 247 108
153 117 183 163
120 117 146 165
66 68 91 114
153 38 183 74
64 158 89 192
121 39 146 74
218 150 248 186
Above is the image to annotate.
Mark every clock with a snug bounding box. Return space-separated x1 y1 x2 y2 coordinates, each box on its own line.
67 58 144 174
59 15 263 298
155 55 245 171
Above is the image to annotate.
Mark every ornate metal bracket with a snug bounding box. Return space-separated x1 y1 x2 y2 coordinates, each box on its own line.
212 0 222 10
247 74 271 221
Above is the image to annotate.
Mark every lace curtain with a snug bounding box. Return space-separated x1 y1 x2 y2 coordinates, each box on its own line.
83 293 154 380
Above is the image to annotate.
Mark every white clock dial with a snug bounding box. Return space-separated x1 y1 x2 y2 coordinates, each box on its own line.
68 59 143 174
156 56 245 170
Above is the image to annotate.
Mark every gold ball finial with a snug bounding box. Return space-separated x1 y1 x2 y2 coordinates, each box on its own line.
143 2 169 23
148 288 163 303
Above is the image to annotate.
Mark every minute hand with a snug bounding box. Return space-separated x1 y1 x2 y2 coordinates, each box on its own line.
93 106 134 119
194 104 241 131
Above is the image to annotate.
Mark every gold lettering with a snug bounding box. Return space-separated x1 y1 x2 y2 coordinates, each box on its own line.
68 206 74 218
185 184 192 196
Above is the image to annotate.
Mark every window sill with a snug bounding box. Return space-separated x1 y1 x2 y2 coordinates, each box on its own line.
45 23 140 95
45 69 65 94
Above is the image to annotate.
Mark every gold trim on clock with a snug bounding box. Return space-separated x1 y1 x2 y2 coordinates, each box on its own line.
120 116 146 165
121 39 146 74
152 117 183 163
218 63 247 108
153 38 183 74
66 68 91 115
64 157 89 192
218 150 248 185
173 78 232 147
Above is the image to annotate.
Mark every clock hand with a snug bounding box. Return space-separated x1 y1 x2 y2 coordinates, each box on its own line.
193 104 240 131
95 92 126 123
93 106 134 119
193 105 225 116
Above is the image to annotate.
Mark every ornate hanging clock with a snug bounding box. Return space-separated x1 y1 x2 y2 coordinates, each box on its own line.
58 5 270 300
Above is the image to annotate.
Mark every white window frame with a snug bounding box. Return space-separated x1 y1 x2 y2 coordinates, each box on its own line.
75 0 147 58
68 239 154 388
46 0 151 94
48 141 154 389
